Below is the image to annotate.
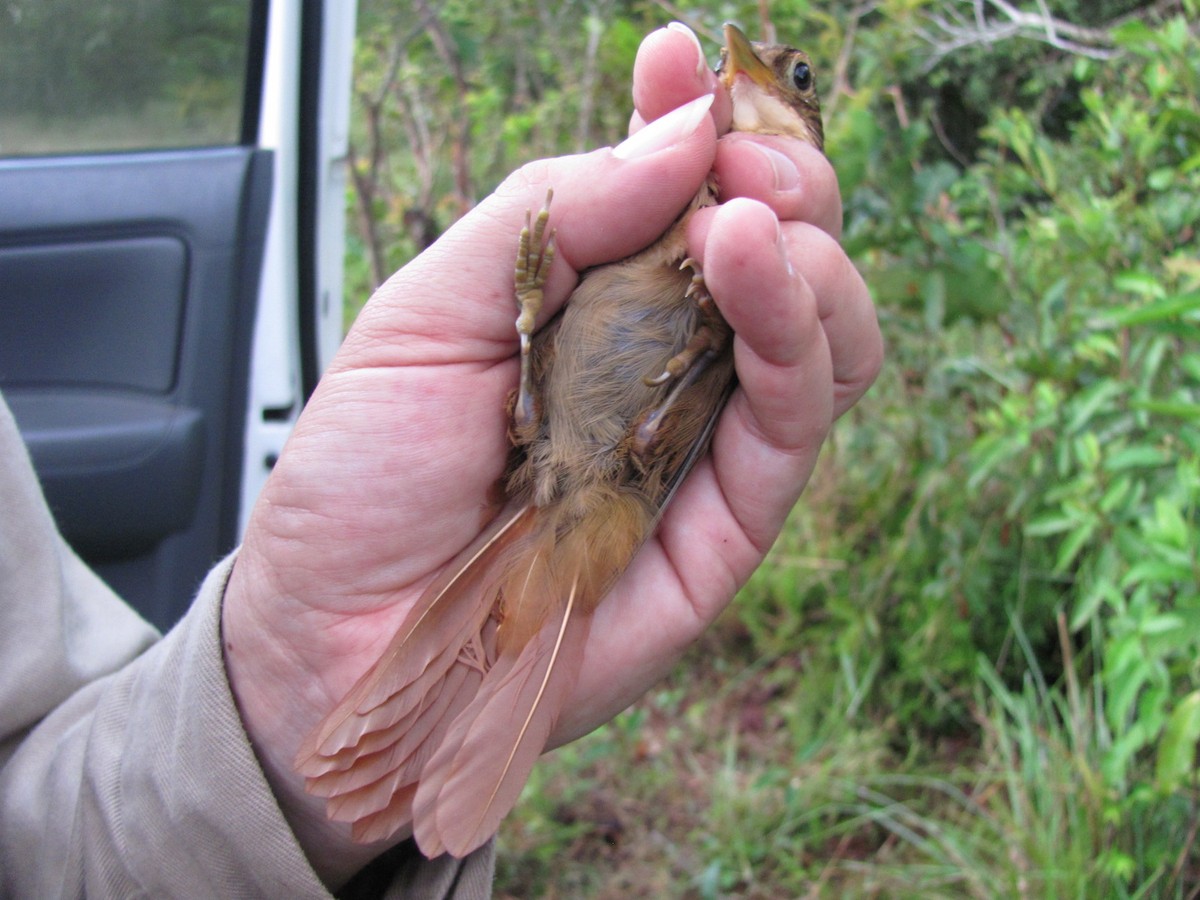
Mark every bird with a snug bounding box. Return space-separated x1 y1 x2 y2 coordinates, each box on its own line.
293 23 825 860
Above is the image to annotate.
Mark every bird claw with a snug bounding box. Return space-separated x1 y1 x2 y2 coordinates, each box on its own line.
642 370 672 387
513 190 555 432
679 257 706 301
634 258 730 462
641 258 723 390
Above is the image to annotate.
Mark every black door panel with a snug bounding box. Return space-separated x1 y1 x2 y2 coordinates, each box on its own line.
0 236 187 392
8 392 206 562
0 148 272 629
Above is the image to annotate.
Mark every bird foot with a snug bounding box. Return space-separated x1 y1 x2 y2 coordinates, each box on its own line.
642 258 724 387
633 258 730 462
513 190 556 431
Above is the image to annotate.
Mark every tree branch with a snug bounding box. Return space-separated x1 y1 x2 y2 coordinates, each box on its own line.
918 0 1131 70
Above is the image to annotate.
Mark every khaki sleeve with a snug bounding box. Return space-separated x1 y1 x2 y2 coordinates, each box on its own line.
0 395 494 897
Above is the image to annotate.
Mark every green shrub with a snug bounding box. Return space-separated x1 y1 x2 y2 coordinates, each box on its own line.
345 3 1200 891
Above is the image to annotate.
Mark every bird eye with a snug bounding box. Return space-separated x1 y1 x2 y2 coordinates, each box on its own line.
791 61 813 92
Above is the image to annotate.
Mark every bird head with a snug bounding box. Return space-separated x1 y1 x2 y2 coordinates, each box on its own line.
718 23 824 152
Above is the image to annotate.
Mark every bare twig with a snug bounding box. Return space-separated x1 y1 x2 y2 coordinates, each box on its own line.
346 142 387 289
648 0 722 46
416 0 473 213
757 0 776 45
822 2 878 122
347 2 447 287
575 2 613 153
930 103 972 168
918 0 1126 70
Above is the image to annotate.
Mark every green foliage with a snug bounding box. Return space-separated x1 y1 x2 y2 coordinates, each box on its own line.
345 1 1200 893
346 0 662 295
0 0 250 153
963 17 1200 806
717 1 1200 890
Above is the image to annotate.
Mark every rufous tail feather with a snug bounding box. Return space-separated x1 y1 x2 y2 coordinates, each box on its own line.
295 488 654 858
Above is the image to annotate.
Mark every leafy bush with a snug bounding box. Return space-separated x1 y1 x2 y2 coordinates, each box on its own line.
793 8 1200 890
346 1 1200 892
737 5 1200 890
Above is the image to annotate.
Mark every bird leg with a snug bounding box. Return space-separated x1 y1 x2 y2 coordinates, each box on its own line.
642 259 723 387
512 190 556 433
632 258 730 463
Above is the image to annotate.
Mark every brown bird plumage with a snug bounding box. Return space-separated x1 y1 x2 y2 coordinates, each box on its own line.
294 23 825 859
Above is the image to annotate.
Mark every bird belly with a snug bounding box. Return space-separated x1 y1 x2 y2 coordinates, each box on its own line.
528 259 697 506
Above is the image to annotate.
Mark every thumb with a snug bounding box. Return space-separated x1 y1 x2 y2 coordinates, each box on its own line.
398 94 715 316
360 95 717 348
481 92 718 277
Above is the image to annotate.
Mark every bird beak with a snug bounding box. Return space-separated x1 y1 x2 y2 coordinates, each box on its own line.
720 23 773 89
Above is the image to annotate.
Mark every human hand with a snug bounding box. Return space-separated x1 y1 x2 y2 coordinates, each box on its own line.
222 22 879 887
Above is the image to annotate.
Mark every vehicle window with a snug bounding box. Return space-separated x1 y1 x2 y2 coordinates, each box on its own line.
0 0 257 157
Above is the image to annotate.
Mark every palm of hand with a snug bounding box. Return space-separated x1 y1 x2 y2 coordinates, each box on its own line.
237 155 733 724
222 22 879 886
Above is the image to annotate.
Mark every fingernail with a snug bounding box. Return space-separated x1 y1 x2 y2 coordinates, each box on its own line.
667 22 708 79
747 141 801 191
774 216 795 276
613 93 713 160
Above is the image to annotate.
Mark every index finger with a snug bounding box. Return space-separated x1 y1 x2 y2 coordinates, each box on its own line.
713 135 844 239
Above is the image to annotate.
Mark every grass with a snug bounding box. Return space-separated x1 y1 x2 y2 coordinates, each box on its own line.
322 290 1200 895
491 596 904 898
489 546 1200 898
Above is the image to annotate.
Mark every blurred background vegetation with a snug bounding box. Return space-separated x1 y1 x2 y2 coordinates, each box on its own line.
0 0 249 153
344 0 1199 895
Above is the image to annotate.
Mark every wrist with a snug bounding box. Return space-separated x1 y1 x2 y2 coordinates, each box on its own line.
222 550 391 887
